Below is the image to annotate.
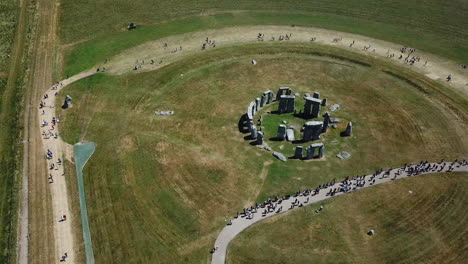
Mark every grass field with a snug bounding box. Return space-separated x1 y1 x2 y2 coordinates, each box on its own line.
59 1 468 77
0 0 20 262
228 172 468 264
56 43 467 263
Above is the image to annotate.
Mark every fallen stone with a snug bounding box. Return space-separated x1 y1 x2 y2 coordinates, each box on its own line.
273 152 287 162
337 151 351 159
329 117 342 123
330 104 340 112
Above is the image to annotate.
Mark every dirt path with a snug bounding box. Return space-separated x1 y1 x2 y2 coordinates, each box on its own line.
20 0 93 262
211 161 468 264
105 26 468 97
37 69 96 263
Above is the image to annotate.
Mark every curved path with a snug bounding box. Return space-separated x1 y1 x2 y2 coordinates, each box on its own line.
211 161 468 264
106 25 468 98
38 69 96 263
37 25 467 263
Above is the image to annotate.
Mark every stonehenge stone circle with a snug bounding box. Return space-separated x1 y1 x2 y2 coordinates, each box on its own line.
241 87 352 162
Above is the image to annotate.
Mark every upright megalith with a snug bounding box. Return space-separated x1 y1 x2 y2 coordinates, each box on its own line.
321 98 327 106
266 90 274 104
276 87 292 101
277 124 287 140
303 121 323 141
62 95 72 109
322 112 330 133
303 96 322 118
305 143 324 159
294 146 303 159
313 92 320 99
278 95 295 114
247 101 256 120
250 125 258 139
343 121 352 137
255 97 261 111
260 94 267 107
317 144 325 158
256 131 264 145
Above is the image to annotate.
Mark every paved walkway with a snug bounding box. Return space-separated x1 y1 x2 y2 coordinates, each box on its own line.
211 161 468 264
38 69 96 263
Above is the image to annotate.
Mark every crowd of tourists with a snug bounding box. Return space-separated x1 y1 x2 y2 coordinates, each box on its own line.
229 159 467 224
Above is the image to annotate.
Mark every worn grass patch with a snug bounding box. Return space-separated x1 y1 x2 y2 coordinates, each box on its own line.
56 44 467 263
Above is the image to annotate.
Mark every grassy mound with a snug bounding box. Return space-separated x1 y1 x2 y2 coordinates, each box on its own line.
56 44 467 263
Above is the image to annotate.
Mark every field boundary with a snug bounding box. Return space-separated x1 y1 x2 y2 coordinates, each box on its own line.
73 142 96 264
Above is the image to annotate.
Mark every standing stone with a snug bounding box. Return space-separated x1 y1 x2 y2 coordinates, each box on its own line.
313 92 320 99
305 145 315 159
303 96 322 118
260 94 267 107
322 112 330 133
247 101 256 120
343 121 352 137
294 146 303 159
62 95 72 109
250 125 258 139
267 90 274 104
256 131 264 145
278 95 295 114
303 121 323 141
317 144 325 158
277 124 287 140
255 97 261 111
321 98 327 106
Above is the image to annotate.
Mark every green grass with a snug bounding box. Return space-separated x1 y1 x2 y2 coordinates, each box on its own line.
60 1 468 76
56 43 467 263
229 172 468 264
0 0 20 262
